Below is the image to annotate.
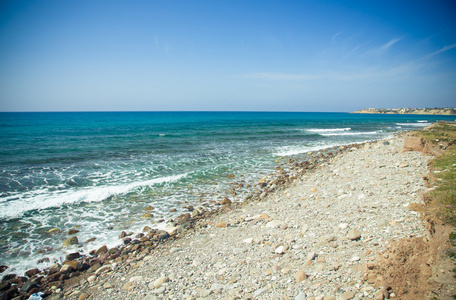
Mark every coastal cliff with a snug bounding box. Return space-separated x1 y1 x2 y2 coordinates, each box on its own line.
352 107 456 115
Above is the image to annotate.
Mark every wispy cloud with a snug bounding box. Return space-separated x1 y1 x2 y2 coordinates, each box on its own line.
380 38 402 51
424 43 456 59
363 37 403 57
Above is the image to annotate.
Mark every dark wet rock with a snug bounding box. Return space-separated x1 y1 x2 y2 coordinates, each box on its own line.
95 245 107 256
85 237 96 243
47 266 59 276
65 252 80 261
0 281 11 291
77 263 90 273
118 231 127 239
69 271 80 278
37 257 50 264
25 269 40 278
10 277 27 284
20 281 39 293
88 258 100 267
2 285 18 300
2 274 16 282
43 271 61 283
67 229 79 235
87 263 101 273
123 238 132 245
0 266 7 274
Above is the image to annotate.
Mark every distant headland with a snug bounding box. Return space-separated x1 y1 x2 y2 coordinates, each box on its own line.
351 107 456 115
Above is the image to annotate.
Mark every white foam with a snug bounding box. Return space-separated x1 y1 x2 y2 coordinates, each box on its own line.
320 131 379 137
274 143 340 156
306 128 351 133
0 173 187 219
396 122 429 127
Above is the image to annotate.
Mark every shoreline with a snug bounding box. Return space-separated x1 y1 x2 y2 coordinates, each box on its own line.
2 131 438 300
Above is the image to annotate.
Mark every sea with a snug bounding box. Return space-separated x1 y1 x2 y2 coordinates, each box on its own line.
1 111 455 275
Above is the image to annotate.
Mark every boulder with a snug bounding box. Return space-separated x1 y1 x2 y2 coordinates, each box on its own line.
176 213 191 225
95 245 108 255
62 236 78 246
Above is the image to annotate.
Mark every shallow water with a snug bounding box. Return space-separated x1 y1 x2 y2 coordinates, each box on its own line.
0 111 454 275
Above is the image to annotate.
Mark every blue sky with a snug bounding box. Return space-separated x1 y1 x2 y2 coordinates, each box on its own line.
0 0 455 112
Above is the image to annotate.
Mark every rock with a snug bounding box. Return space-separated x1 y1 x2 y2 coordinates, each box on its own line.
68 229 79 235
348 229 362 240
62 236 78 246
153 276 169 288
78 293 90 300
228 174 235 178
339 223 348 229
295 291 306 300
95 245 108 255
265 220 283 228
340 291 355 300
103 282 112 289
324 296 336 300
254 287 267 297
294 271 307 283
141 213 153 218
220 197 231 205
129 275 144 283
166 225 181 235
65 252 80 261
78 293 89 300
275 245 285 254
119 231 127 239
143 226 153 233
122 281 133 291
60 264 74 274
307 252 317 260
153 286 166 295
87 263 101 273
243 238 253 244
95 265 113 274
49 228 61 234
253 236 264 244
215 222 227 228
20 281 39 293
374 290 384 300
176 213 191 225
87 275 97 283
145 206 154 210
25 268 40 278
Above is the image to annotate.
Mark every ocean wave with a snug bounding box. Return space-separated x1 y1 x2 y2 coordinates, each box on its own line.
305 128 351 133
274 143 342 156
396 123 429 127
320 131 379 137
0 173 187 219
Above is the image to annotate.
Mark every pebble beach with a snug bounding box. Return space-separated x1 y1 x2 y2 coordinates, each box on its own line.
45 133 433 300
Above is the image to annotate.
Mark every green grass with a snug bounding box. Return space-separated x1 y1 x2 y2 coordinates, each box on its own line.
427 148 456 225
416 122 456 226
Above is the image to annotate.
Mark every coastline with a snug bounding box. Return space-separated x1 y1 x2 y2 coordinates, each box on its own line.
351 107 456 115
2 131 454 300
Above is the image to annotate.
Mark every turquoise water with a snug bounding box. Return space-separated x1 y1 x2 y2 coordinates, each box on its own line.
0 111 454 274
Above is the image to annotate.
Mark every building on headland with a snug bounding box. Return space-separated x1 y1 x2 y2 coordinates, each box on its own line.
351 107 456 115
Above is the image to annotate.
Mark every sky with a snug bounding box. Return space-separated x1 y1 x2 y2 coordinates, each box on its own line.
0 0 455 112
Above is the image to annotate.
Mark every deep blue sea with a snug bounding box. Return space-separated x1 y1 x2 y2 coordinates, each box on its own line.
1 111 455 274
